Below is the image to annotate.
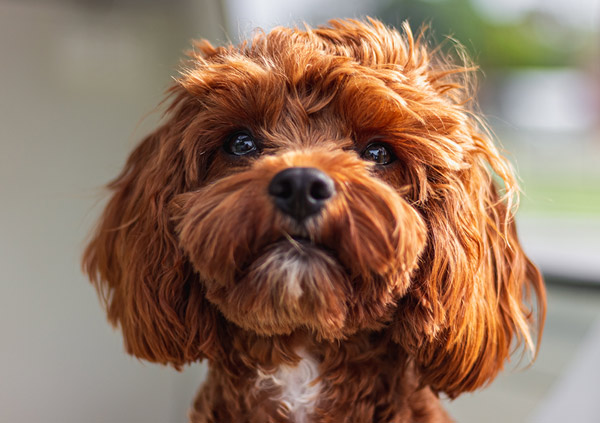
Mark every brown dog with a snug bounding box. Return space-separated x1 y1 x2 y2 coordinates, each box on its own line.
83 18 546 422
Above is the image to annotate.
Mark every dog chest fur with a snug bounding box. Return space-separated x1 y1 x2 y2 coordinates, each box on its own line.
255 349 322 423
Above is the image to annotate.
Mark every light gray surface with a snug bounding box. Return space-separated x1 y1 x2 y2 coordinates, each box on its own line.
530 317 600 423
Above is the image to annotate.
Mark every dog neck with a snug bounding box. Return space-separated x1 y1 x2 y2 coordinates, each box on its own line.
190 329 452 422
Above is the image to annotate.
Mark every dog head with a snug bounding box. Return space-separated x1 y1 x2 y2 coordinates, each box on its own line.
83 19 545 397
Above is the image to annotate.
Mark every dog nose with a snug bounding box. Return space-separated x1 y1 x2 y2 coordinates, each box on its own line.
268 167 335 222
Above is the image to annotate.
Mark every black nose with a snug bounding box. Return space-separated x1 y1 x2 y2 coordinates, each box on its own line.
268 167 335 222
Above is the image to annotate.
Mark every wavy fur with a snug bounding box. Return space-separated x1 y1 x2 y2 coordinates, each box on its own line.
83 18 545 422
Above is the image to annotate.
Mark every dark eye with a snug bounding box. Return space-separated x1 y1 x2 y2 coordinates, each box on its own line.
361 142 395 165
225 132 257 156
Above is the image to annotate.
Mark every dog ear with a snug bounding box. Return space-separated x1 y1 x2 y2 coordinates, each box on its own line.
392 136 546 397
82 101 220 367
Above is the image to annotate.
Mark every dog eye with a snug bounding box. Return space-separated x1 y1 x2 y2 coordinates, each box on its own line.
361 143 395 165
225 132 257 156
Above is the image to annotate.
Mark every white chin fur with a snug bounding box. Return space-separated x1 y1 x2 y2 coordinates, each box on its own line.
251 240 339 300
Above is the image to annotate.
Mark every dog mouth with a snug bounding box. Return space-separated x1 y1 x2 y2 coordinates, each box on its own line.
235 233 348 289
266 234 340 263
207 230 353 338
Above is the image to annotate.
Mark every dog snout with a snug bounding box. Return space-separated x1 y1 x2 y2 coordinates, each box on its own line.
268 167 335 222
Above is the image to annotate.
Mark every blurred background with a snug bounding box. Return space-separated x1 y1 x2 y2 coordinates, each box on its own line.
0 0 598 422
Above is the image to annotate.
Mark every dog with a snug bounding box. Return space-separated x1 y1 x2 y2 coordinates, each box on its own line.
83 18 546 423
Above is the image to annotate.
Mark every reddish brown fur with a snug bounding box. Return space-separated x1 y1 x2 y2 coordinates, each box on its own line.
83 18 546 422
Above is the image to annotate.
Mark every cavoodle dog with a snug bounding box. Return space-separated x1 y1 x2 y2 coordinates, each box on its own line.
84 18 546 423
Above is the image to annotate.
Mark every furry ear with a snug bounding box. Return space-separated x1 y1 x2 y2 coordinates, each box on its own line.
83 107 220 367
392 136 546 397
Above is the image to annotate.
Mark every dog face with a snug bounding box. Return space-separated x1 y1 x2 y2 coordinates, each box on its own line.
84 19 545 397
174 145 426 340
172 63 429 340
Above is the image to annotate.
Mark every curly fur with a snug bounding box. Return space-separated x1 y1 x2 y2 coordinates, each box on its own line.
83 18 546 422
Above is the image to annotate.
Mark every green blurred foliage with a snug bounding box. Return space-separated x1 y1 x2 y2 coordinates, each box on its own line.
520 176 600 215
378 0 590 68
